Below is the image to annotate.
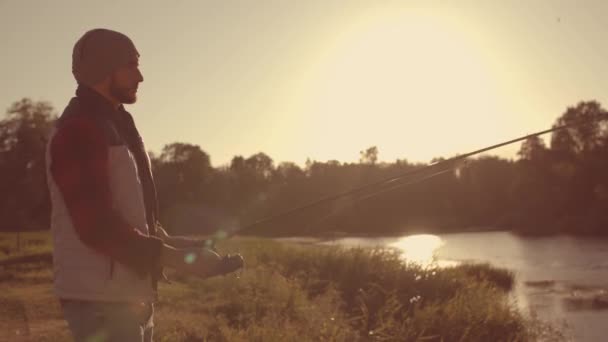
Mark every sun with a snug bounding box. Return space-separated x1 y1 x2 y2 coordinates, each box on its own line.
293 8 504 163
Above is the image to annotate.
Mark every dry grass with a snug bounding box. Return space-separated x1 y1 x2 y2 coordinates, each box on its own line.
0 232 563 341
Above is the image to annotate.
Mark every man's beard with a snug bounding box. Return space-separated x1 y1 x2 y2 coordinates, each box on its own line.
109 79 137 104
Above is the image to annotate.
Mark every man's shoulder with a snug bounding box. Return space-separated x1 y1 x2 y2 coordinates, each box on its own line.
55 98 123 146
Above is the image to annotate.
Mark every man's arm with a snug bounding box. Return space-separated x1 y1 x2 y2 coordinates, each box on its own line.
156 225 214 249
50 117 226 278
50 116 243 278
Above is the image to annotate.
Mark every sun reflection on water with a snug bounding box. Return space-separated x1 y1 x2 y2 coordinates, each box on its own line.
388 234 454 267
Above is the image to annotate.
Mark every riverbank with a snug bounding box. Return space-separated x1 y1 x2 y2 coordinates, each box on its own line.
0 232 561 341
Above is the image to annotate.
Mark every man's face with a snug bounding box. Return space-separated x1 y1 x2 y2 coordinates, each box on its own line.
109 55 144 105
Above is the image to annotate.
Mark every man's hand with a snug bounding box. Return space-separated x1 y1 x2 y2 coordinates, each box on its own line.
159 245 244 278
160 245 222 278
156 225 171 241
215 254 244 276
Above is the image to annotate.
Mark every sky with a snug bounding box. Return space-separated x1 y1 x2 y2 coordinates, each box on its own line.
1 0 608 167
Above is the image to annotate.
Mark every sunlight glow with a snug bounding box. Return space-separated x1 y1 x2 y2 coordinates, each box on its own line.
296 8 507 163
388 234 444 267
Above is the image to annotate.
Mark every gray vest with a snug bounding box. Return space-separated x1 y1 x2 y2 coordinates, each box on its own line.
46 97 155 302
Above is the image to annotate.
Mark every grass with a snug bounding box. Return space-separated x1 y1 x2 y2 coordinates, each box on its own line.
0 232 563 341
0 231 53 260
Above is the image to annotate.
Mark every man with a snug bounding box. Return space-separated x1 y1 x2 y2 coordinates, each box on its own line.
45 28 243 341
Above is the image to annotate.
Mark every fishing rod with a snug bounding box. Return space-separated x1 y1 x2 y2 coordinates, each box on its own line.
301 166 460 234
213 115 606 242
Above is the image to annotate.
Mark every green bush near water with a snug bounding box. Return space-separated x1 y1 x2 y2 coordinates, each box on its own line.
0 233 562 341
157 238 561 341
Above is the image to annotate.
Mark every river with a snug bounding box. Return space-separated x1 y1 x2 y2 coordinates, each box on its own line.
279 231 608 341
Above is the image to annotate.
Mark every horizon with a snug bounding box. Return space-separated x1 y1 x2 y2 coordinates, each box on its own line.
2 0 607 167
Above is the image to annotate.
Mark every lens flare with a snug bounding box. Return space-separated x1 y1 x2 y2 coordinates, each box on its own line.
185 253 197 264
215 230 228 240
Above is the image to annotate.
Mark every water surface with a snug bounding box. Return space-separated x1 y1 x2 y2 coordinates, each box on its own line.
280 231 608 341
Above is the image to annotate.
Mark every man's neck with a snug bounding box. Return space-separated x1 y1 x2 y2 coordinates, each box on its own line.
90 85 121 110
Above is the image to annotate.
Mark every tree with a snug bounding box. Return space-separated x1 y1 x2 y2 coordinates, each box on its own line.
550 101 608 157
0 98 56 231
359 146 378 165
518 136 547 162
153 143 213 208
210 152 278 231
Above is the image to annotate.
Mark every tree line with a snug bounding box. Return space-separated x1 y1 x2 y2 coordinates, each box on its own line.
2 98 608 236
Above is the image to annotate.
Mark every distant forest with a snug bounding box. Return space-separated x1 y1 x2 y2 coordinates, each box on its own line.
2 98 608 236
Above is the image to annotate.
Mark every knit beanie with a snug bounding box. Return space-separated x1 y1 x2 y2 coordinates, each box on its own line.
72 28 140 87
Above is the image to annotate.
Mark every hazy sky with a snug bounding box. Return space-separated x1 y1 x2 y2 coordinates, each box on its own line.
2 0 608 167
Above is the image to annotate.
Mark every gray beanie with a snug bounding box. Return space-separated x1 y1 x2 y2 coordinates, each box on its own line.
72 28 140 86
